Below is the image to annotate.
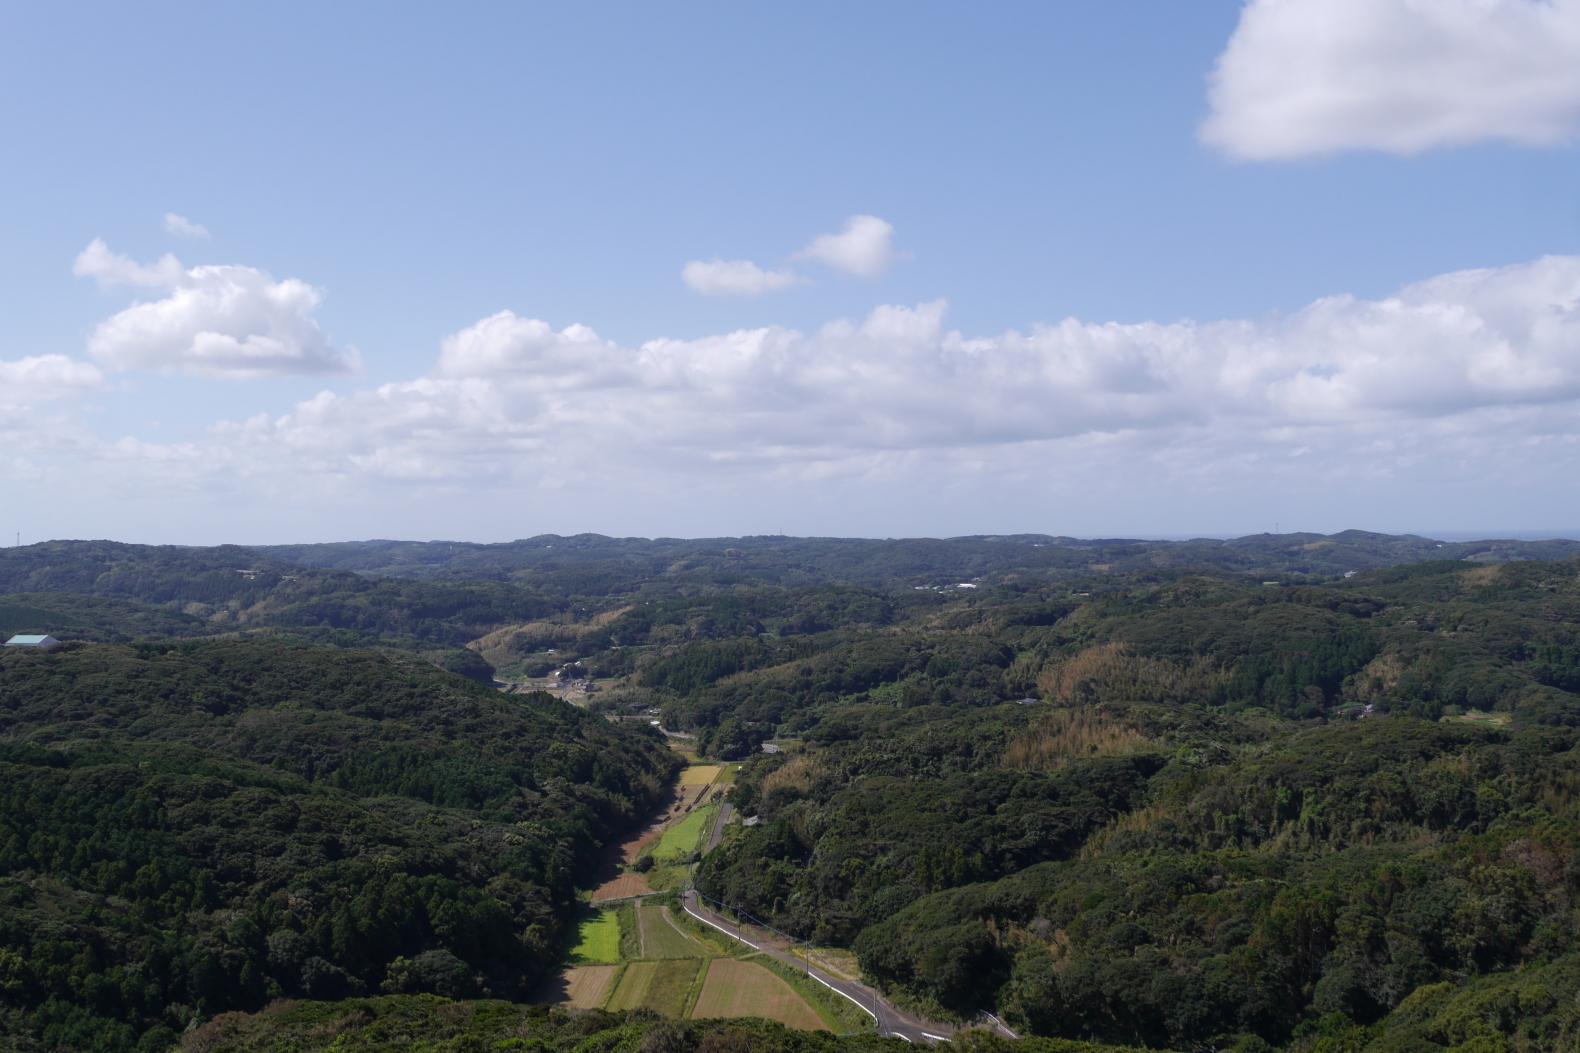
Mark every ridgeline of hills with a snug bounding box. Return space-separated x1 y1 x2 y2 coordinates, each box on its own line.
3 533 1580 1052
254 530 1580 585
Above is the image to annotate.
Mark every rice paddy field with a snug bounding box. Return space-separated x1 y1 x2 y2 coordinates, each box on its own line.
569 908 622 965
637 901 712 958
605 959 702 1016
543 754 850 1033
558 965 619 1009
680 764 721 786
690 958 827 1031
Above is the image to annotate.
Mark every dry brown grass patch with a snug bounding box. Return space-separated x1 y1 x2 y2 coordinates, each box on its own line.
760 754 824 799
1003 706 1154 771
1036 642 1224 706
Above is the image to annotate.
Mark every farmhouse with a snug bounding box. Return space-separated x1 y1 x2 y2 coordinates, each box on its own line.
4 634 61 651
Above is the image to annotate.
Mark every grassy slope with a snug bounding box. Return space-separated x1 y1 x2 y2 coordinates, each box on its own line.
653 802 719 861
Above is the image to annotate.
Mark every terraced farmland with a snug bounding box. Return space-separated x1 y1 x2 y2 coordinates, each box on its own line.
638 900 713 958
652 802 718 861
691 958 827 1031
543 756 844 1033
559 965 619 1009
570 908 621 964
606 959 701 1016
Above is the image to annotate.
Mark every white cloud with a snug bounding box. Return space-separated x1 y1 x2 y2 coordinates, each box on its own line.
73 239 184 288
24 253 1580 537
681 258 802 296
1202 0 1580 160
0 355 105 467
164 212 210 239
75 241 357 378
796 215 900 277
435 311 623 385
0 355 104 407
169 253 1580 488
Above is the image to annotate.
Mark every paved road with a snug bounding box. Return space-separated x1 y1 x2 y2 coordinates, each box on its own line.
680 888 957 1045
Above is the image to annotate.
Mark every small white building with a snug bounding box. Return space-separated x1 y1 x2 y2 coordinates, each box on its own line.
5 634 60 651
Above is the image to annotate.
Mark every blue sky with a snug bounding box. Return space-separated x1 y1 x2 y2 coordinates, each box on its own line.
3 1 1579 543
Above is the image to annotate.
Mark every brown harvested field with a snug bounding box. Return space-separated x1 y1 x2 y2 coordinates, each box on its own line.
606 959 700 1016
680 764 721 786
689 958 827 1031
675 784 712 812
591 871 653 902
620 829 662 864
559 965 619 1009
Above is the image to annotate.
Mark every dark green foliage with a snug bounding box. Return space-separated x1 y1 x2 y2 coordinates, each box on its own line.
0 593 207 642
433 647 496 685
252 531 1580 589
0 641 678 1050
174 994 1149 1052
846 718 1580 1047
8 536 1580 1053
0 542 557 648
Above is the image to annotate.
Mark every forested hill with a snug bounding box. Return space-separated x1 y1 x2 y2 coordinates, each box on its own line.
254 530 1580 587
0 540 557 648
6 537 1580 1051
687 558 1580 1050
0 639 678 1052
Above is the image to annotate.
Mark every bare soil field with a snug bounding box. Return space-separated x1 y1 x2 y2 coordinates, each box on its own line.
560 965 619 1009
591 871 654 903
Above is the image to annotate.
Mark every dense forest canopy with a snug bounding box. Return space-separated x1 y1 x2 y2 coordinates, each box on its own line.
3 535 1580 1052
0 640 676 1051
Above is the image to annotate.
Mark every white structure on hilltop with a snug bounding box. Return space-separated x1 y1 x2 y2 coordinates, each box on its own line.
5 634 60 650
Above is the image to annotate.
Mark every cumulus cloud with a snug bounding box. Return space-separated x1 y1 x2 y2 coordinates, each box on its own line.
166 253 1580 490
74 241 357 378
796 215 900 277
436 311 622 385
0 355 104 406
1202 0 1580 160
681 258 802 296
0 355 105 469
73 239 184 288
25 252 1580 538
164 212 210 239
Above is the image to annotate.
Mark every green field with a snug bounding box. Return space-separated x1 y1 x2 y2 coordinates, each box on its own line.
638 901 712 958
652 803 717 861
569 908 622 964
606 958 701 1015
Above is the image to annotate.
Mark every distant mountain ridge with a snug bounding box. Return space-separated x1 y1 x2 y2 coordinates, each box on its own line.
251 530 1580 585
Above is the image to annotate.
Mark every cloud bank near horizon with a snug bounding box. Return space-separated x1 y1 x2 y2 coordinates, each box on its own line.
6 253 1578 529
